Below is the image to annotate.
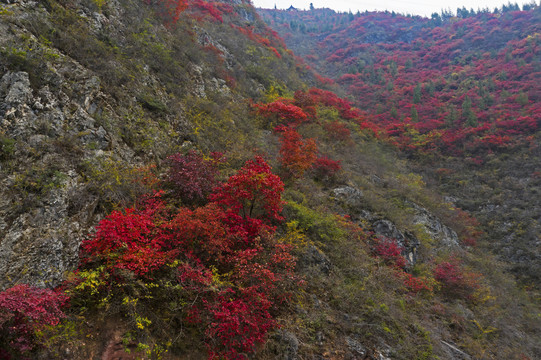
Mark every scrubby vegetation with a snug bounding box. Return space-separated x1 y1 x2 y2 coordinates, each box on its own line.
259 2 541 293
0 0 540 359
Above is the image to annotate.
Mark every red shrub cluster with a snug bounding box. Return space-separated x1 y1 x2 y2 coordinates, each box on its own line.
254 88 377 142
144 0 188 25
254 99 308 125
79 156 296 359
400 273 433 294
314 73 335 86
324 120 351 141
0 284 67 357
307 88 361 119
230 24 284 58
80 195 174 277
292 90 317 118
166 150 224 203
205 289 274 359
191 0 226 22
311 156 341 181
278 128 318 178
374 237 406 268
434 258 480 300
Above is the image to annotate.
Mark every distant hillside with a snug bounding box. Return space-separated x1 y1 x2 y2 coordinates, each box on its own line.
259 7 540 153
259 5 541 285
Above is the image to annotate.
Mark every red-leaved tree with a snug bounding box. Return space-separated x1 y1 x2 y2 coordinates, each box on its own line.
0 284 67 357
278 128 318 178
434 257 480 300
210 156 284 239
144 0 188 25
77 156 297 359
166 151 224 204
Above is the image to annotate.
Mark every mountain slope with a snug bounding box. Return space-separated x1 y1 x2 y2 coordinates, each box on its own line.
258 6 541 286
0 1 540 359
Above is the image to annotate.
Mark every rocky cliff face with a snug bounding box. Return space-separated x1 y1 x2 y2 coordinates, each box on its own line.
0 66 107 289
332 185 461 267
0 0 314 291
0 0 265 290
0 6 143 288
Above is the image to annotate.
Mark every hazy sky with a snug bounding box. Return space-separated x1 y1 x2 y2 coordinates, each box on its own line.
252 0 536 17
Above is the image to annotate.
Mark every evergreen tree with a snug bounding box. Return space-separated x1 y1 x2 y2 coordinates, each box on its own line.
390 106 398 119
462 96 478 127
444 104 458 127
413 83 422 104
516 92 529 106
405 58 413 69
410 105 419 122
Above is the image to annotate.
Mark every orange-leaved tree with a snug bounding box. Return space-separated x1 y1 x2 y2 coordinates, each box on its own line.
144 0 188 25
278 127 318 178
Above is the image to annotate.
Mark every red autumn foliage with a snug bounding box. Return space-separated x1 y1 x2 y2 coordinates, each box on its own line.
166 150 224 203
161 203 235 268
191 0 226 22
260 9 541 157
210 156 284 224
314 73 335 86
278 128 318 178
0 284 67 357
374 237 406 269
311 156 341 180
230 24 285 58
292 90 317 119
201 240 297 359
144 0 188 25
204 288 274 360
80 195 175 277
400 273 433 294
307 88 356 118
254 99 308 125
78 156 297 359
434 258 481 300
324 120 351 141
269 46 282 58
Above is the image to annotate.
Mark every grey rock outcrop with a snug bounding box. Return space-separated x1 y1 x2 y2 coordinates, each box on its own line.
332 186 364 209
0 71 33 105
372 219 420 266
331 185 463 265
345 336 367 357
0 0 251 291
409 202 460 247
0 191 83 289
0 67 111 290
195 27 234 68
300 245 332 274
331 185 420 266
274 330 299 360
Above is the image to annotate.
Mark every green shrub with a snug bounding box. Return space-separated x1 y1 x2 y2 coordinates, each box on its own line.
283 200 345 244
0 135 16 161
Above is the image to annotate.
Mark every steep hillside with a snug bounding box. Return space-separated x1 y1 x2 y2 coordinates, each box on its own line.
259 6 541 285
0 1 540 359
0 0 311 290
